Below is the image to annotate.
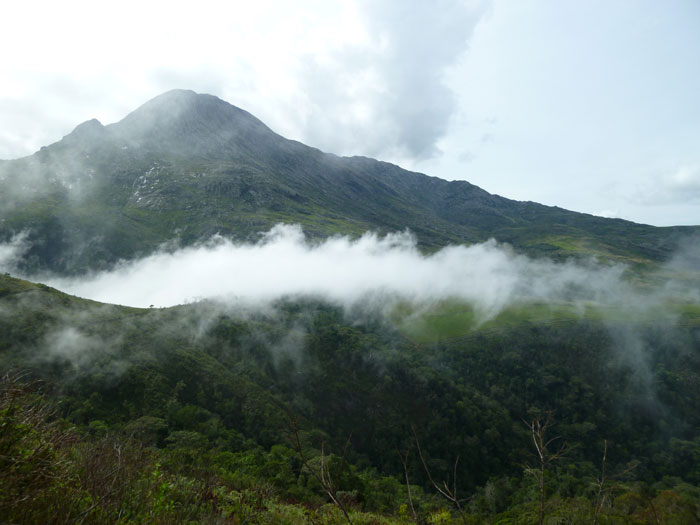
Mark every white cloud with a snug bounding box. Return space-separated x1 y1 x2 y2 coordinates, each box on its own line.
295 0 489 161
634 164 700 206
38 224 641 321
0 232 29 273
594 210 620 219
667 164 700 200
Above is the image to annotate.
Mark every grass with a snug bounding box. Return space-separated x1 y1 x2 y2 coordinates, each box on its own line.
393 297 700 345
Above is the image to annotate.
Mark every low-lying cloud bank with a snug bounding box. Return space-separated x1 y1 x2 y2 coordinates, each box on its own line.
1 224 697 321
7 225 677 308
43 225 620 311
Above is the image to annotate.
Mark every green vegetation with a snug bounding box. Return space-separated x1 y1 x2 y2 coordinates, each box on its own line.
392 298 700 345
2 273 700 522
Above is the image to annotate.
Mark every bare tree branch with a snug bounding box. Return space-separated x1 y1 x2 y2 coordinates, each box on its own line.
523 412 572 525
412 425 470 517
397 447 418 523
289 419 353 524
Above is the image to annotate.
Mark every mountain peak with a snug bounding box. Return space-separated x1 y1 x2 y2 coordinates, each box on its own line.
110 90 278 158
153 88 198 100
131 89 204 114
49 118 107 153
64 118 104 140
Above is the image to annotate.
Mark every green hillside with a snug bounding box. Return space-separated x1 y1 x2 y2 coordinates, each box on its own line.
2 273 700 522
392 298 700 345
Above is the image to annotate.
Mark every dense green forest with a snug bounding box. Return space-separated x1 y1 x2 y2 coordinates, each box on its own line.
2 272 700 523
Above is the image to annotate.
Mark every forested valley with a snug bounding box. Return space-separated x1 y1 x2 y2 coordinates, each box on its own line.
3 272 700 523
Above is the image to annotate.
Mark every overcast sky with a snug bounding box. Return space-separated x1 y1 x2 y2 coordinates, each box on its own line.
1 0 699 226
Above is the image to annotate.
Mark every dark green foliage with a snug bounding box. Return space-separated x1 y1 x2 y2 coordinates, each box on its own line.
2 272 700 522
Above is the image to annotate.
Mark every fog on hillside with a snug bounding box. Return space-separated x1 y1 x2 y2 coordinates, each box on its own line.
1 224 697 326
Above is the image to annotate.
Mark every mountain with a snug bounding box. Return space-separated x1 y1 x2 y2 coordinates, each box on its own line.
0 89 697 274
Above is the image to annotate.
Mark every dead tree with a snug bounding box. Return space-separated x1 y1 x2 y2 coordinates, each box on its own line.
397 447 418 522
289 419 353 524
593 439 608 525
524 413 570 525
412 426 470 521
593 439 638 525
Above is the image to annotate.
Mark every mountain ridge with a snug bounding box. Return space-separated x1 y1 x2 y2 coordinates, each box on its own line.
0 89 697 274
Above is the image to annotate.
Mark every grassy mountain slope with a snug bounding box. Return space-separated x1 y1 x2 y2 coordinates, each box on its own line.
1 90 696 274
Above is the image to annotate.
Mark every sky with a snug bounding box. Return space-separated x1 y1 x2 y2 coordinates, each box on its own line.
1 0 699 226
